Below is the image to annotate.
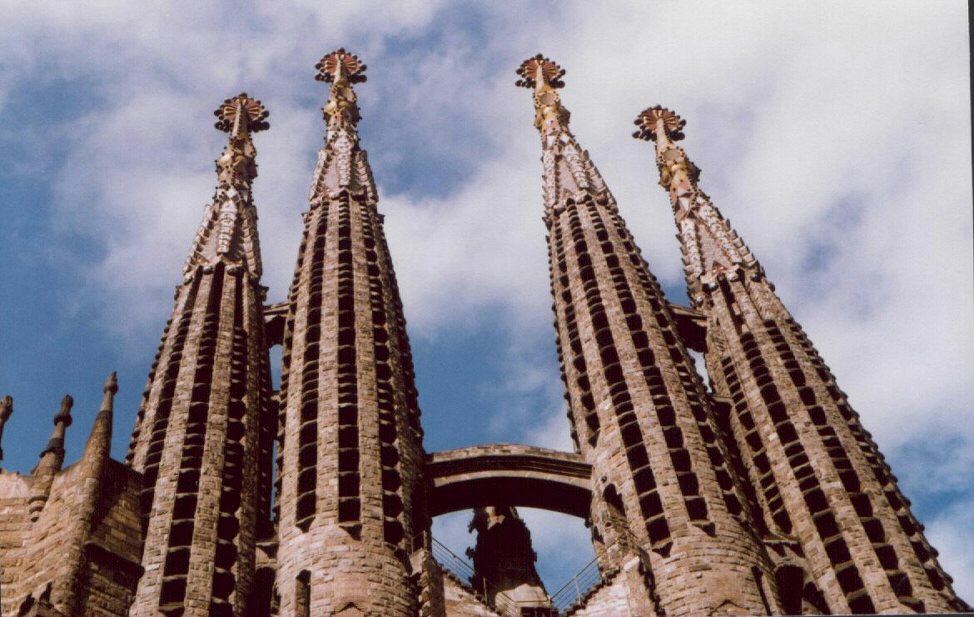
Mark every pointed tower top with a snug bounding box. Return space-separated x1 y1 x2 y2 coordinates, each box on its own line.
315 48 367 84
52 395 74 430
515 54 566 90
83 372 116 465
633 106 686 142
103 371 118 396
32 395 73 476
516 54 571 135
214 92 270 135
316 49 366 129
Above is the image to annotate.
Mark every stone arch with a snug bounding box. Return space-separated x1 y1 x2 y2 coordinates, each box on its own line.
426 444 592 518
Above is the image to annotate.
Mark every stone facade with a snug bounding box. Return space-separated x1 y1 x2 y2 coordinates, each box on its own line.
0 51 968 617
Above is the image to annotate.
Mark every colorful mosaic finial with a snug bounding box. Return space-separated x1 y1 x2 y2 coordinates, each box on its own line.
633 106 686 142
214 92 270 134
315 48 367 84
515 54 565 89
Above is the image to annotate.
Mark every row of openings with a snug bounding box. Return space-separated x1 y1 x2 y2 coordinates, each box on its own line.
564 201 671 555
294 207 331 530
159 265 226 613
547 224 580 450
335 198 361 527
256 343 276 539
588 201 717 534
551 211 599 445
359 200 406 548
738 327 876 614
783 316 951 596
603 204 751 528
369 209 423 436
126 284 179 465
766 320 922 611
208 279 251 616
721 355 791 534
274 211 317 526
136 275 202 519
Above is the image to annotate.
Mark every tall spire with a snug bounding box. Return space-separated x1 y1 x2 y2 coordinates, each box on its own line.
307 48 375 199
634 107 758 305
274 50 426 617
182 93 269 279
29 395 74 519
517 56 779 615
0 395 12 463
127 95 274 617
635 107 968 613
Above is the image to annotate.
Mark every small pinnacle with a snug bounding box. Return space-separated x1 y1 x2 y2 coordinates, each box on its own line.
633 106 685 142
315 48 367 84
0 395 12 422
214 93 270 133
104 372 119 395
515 54 565 89
54 395 74 427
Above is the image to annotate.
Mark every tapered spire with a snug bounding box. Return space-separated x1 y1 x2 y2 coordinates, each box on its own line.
56 372 118 616
634 106 758 304
29 395 74 519
274 50 426 616
518 56 779 615
306 49 375 199
0 395 12 462
635 107 968 613
83 372 117 461
127 95 274 617
182 93 269 279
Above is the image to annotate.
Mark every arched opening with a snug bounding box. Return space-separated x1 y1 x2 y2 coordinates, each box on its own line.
432 508 595 616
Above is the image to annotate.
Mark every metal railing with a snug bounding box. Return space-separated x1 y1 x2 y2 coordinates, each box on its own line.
431 537 562 616
548 556 602 612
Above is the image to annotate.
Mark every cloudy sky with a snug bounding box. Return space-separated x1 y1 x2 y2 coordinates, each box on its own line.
0 0 970 601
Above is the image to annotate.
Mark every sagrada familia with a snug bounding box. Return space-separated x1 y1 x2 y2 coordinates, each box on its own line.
0 50 968 617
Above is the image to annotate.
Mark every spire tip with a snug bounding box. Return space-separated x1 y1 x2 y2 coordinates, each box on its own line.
214 93 270 133
315 48 367 84
104 372 118 395
634 106 685 142
55 395 74 426
516 54 565 89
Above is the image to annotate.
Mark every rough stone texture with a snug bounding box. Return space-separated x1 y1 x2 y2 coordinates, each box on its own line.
2 53 970 617
634 105 971 614
273 50 425 617
517 55 778 616
566 557 658 617
0 378 140 617
124 94 273 617
442 573 502 617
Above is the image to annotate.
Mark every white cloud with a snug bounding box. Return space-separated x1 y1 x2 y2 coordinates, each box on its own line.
1 0 970 599
925 498 974 601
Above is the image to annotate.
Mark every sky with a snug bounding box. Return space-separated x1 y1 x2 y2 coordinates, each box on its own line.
0 0 971 602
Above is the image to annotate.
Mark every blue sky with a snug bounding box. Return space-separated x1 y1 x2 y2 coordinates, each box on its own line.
0 1 971 599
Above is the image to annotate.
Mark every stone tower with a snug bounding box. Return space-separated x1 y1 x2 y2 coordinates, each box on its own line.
1 49 970 617
125 93 274 617
515 55 780 616
273 50 426 617
633 106 969 614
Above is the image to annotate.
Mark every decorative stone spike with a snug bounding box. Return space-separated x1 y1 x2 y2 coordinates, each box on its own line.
274 50 425 617
28 395 74 520
635 106 968 614
518 56 779 615
127 96 274 617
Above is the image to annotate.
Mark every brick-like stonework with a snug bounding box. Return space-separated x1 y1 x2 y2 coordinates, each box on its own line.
0 51 968 617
